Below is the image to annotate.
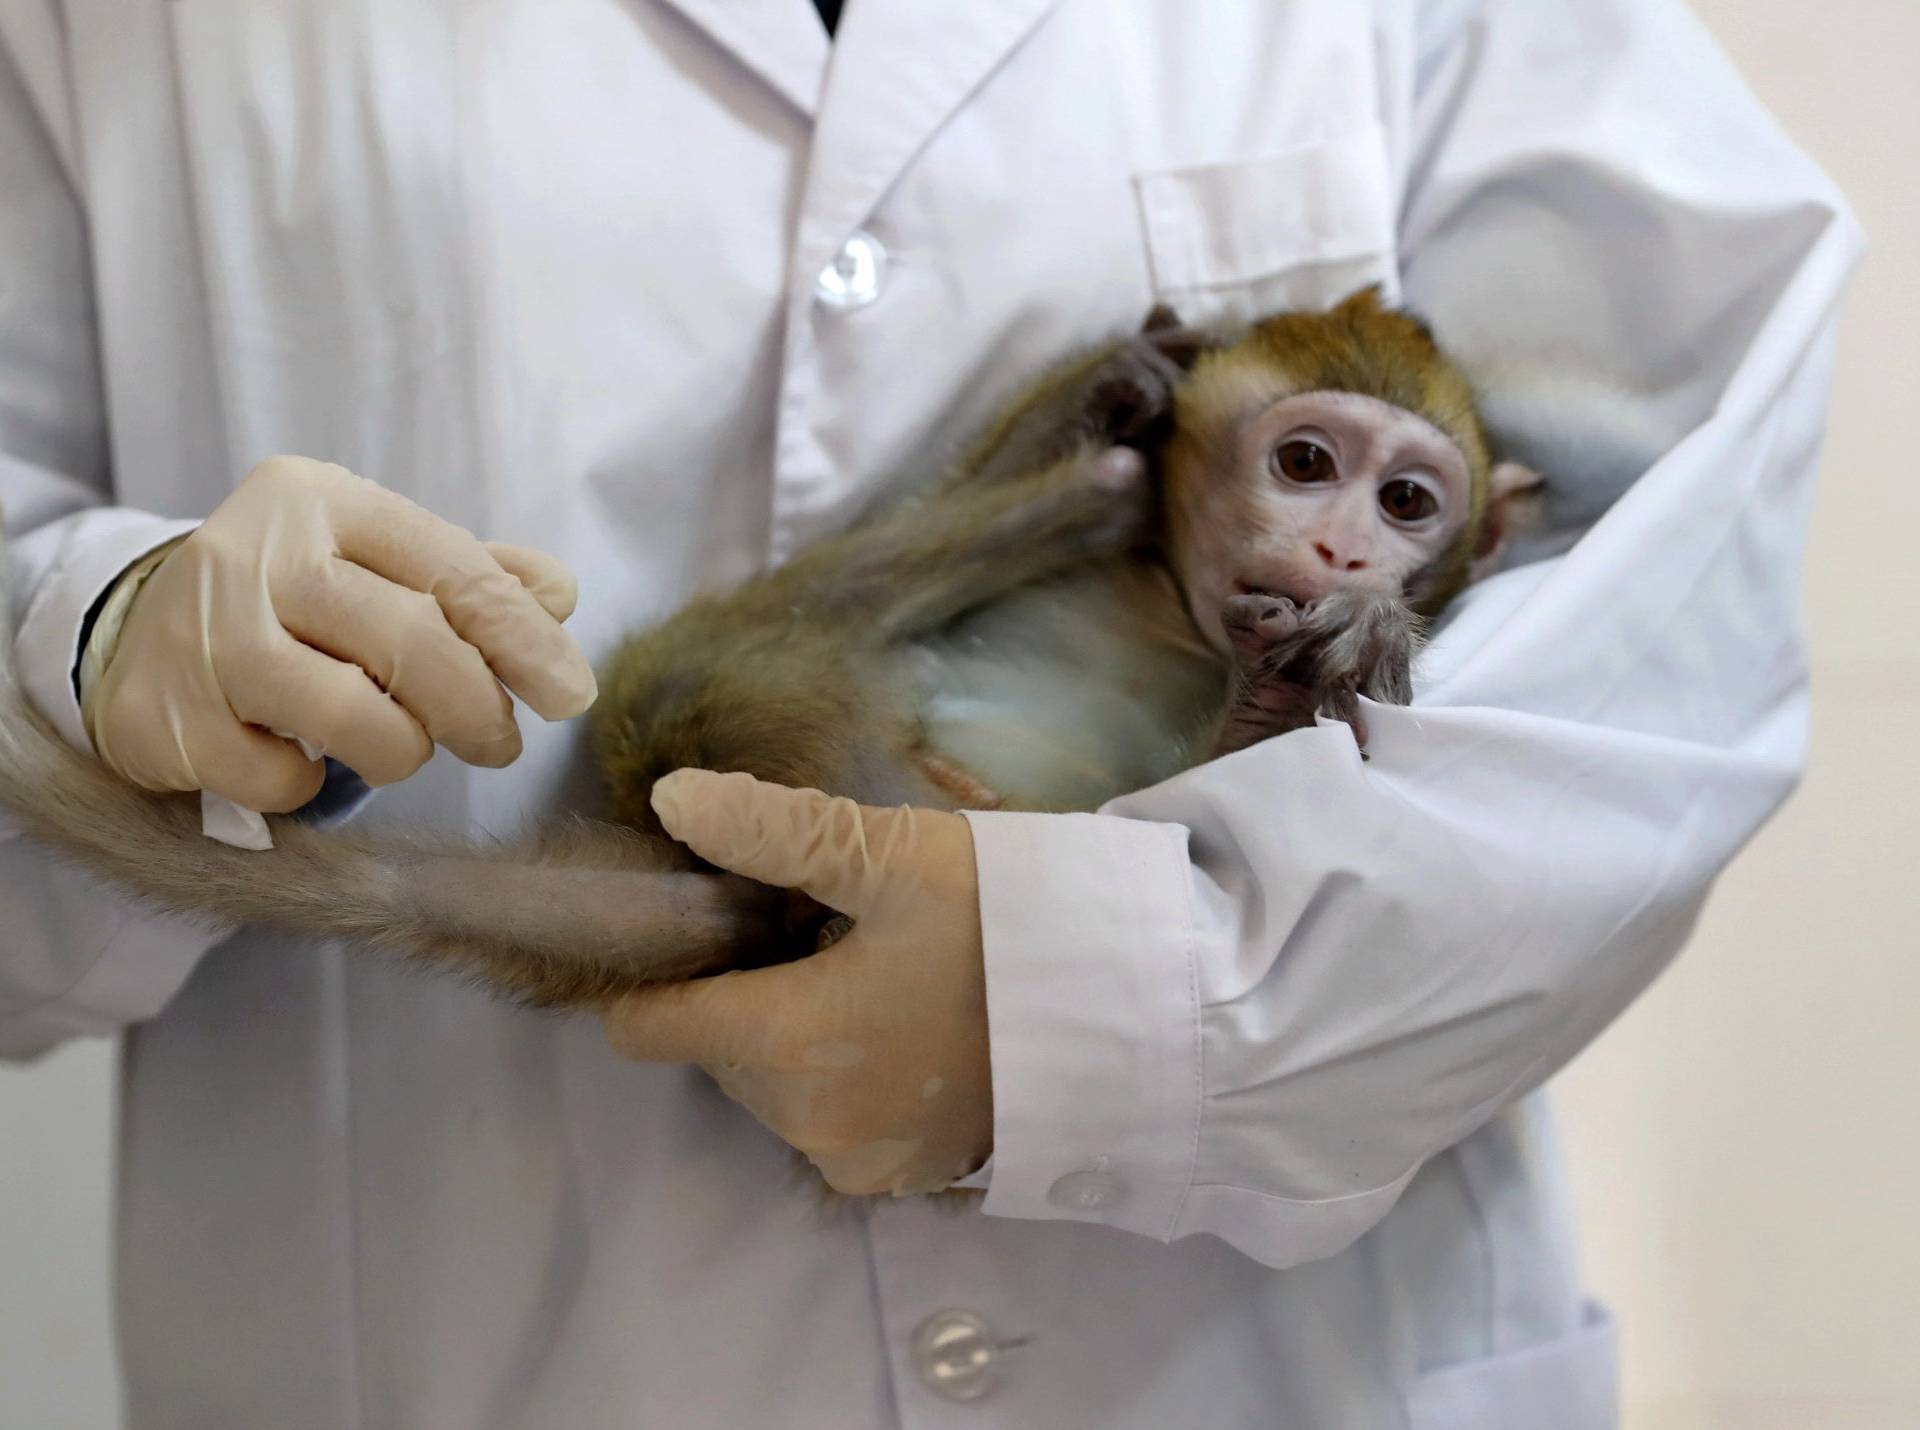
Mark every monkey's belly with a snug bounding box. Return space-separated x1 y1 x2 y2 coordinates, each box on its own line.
904 563 1225 811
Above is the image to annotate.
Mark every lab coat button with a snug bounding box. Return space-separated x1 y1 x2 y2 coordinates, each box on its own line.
816 231 886 309
1047 1170 1124 1212
910 1309 1000 1402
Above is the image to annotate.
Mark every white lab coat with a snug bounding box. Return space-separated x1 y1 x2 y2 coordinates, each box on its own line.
0 1 1857 1425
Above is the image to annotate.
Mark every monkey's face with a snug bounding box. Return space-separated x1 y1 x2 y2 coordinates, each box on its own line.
1167 389 1477 655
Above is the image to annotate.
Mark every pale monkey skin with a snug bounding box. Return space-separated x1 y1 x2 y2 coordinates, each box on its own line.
0 289 1531 1006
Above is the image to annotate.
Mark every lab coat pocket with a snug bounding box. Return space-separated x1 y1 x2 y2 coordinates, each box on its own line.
1404 1300 1618 1430
1131 124 1399 327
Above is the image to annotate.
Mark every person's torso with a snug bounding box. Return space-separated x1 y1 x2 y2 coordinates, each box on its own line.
54 1 1608 1423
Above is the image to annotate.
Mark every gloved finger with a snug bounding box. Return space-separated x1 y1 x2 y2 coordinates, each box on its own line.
275 559 523 767
483 542 579 622
327 486 598 720
650 768 922 917
600 969 783 1067
167 720 330 814
99 696 328 813
220 638 435 788
811 1141 944 1199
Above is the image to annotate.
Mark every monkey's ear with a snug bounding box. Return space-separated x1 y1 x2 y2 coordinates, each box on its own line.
1470 461 1546 582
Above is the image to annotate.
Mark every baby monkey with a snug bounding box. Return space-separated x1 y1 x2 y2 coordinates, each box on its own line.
0 287 1537 1002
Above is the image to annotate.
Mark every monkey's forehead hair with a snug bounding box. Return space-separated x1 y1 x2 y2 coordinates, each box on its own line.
1176 285 1493 481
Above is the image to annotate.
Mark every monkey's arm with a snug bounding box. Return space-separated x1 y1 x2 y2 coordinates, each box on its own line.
953 0 1860 1269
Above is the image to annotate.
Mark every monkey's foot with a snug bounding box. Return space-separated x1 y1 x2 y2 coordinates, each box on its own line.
915 754 1006 811
979 317 1218 486
1083 326 1210 450
1085 304 1222 444
1215 590 1421 757
1139 303 1219 373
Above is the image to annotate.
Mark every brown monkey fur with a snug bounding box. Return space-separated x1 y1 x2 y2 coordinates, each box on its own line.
0 287 1533 1006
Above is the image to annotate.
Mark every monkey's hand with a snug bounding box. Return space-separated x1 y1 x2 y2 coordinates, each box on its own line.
1216 590 1422 757
601 769 992 1197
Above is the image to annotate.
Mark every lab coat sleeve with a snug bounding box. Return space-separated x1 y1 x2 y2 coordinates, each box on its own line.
0 13 224 1061
962 0 1862 1267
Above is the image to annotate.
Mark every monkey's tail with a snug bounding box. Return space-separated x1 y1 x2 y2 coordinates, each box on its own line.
0 527 780 1004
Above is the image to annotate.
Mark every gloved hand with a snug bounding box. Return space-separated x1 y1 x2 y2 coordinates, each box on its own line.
84 456 597 813
603 769 993 1197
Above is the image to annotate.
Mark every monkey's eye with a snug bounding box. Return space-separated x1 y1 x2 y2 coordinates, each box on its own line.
1272 440 1335 484
1378 479 1439 523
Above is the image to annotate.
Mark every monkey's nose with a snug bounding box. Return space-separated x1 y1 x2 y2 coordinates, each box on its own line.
1313 542 1368 572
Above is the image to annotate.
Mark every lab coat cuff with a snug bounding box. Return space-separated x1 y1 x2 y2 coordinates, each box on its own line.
0 895 223 1060
13 513 201 753
961 809 1200 1240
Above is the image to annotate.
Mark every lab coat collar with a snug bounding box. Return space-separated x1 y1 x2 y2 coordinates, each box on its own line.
650 0 1062 281
798 0 1062 272
650 0 831 118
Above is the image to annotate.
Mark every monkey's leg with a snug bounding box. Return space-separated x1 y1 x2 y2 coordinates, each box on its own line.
1212 591 1423 757
957 317 1212 488
593 452 1147 843
753 444 1156 643
592 597 939 835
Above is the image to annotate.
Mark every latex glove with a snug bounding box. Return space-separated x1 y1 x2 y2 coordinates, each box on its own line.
84 456 597 814
603 769 993 1197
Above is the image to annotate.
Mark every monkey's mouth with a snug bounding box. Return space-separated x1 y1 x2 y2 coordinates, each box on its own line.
1234 579 1309 608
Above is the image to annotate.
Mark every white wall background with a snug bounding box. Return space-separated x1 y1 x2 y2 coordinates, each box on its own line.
1551 1 1920 1426
2 4 1915 1426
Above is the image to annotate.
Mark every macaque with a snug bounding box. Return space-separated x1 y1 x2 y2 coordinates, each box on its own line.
0 288 1538 1004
